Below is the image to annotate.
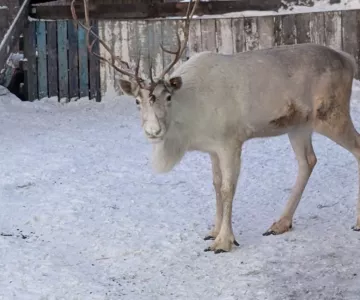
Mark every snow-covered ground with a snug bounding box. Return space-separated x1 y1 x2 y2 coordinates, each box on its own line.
1 81 360 300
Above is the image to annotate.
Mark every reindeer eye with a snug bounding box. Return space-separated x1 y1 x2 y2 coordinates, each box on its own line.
135 99 140 105
166 95 172 102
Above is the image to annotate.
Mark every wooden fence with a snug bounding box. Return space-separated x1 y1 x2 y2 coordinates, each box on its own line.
24 9 360 101
24 20 101 101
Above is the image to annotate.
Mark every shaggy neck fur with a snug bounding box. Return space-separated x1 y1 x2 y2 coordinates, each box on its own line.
151 121 188 173
150 55 203 173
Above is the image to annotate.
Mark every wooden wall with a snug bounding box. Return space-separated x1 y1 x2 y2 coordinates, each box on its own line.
98 9 360 96
24 20 101 101
23 9 360 101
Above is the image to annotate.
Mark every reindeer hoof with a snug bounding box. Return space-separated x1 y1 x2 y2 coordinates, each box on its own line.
263 217 293 236
351 225 360 231
204 235 215 241
262 230 277 236
214 249 227 254
204 247 228 254
204 234 238 253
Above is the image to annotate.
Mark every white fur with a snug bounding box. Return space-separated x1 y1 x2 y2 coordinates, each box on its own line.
121 43 360 252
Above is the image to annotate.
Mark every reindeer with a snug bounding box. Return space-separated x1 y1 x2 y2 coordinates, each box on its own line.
72 0 360 254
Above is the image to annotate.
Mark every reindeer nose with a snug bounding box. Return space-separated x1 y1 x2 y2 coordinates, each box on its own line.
145 126 161 137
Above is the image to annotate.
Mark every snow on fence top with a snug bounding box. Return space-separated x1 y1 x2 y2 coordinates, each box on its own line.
28 0 360 20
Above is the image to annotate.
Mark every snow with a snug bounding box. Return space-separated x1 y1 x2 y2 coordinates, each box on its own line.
180 0 360 18
27 0 360 22
1 81 360 300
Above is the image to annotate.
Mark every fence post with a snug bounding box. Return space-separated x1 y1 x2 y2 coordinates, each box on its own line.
0 7 9 45
23 20 38 101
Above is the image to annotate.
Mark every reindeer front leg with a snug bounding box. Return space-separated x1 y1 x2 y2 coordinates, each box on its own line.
204 154 223 241
205 144 242 253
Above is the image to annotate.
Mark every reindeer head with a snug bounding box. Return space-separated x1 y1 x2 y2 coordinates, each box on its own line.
71 0 198 142
118 76 182 142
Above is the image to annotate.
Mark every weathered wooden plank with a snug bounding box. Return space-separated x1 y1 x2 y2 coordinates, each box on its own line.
0 0 30 72
36 21 48 99
119 21 130 68
216 18 233 54
78 25 89 98
68 20 79 100
257 16 274 49
175 19 188 67
148 20 164 77
46 21 58 98
281 14 296 45
31 1 282 20
136 20 150 78
111 20 122 94
273 15 282 46
98 20 112 95
57 20 69 101
189 19 202 56
244 18 259 51
342 10 359 78
310 12 325 45
162 19 179 74
23 21 37 101
324 11 342 49
89 20 101 101
128 20 140 78
0 8 9 42
201 19 216 53
295 13 311 44
232 18 245 53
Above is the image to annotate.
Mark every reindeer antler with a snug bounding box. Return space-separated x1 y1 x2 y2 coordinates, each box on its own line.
70 0 146 87
70 0 199 92
156 0 199 85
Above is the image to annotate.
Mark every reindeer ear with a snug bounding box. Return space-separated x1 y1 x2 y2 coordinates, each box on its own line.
118 79 139 97
169 76 182 91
